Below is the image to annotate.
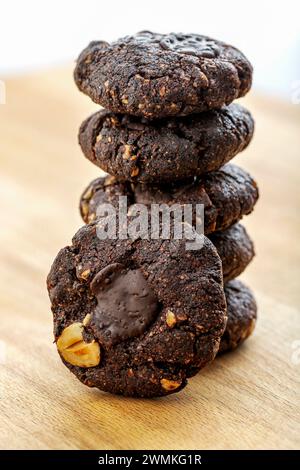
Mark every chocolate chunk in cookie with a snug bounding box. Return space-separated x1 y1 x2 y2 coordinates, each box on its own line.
79 164 259 234
209 223 255 283
219 280 257 354
74 32 252 118
90 263 159 346
47 222 227 397
78 104 254 183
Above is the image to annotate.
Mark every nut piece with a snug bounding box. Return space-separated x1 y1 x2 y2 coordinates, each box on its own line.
130 167 139 177
159 86 166 97
57 322 100 368
166 310 176 328
123 144 132 160
81 186 93 202
81 201 89 218
110 117 119 127
170 102 179 110
80 269 90 280
83 313 91 327
160 378 182 391
88 213 96 223
103 175 116 187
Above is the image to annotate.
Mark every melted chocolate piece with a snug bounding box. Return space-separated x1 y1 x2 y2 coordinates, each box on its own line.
90 263 159 346
159 33 220 58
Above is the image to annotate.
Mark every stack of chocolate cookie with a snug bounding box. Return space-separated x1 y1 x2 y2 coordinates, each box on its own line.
47 32 259 398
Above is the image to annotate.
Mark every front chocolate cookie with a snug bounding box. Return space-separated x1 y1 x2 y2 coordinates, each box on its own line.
74 31 253 118
47 222 227 398
79 104 254 183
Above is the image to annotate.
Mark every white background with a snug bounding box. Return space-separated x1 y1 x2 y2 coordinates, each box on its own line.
0 0 299 98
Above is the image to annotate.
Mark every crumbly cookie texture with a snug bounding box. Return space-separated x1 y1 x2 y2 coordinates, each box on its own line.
209 223 255 283
219 280 257 354
78 103 254 183
47 223 227 398
74 31 253 118
79 164 259 234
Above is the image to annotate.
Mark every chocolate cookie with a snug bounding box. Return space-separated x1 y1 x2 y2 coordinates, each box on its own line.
47 222 227 398
209 223 254 283
74 31 252 118
79 103 254 183
80 164 259 234
219 280 257 354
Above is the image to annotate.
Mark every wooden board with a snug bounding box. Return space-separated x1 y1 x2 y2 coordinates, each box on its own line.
0 67 299 450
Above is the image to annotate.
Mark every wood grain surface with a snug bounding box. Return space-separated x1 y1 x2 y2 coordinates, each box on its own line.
0 68 299 450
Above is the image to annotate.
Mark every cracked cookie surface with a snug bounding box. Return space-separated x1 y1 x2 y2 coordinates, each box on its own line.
74 31 253 118
79 164 259 234
47 222 226 397
79 103 254 183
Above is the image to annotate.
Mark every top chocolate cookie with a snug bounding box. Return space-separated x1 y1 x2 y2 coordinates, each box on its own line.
74 31 253 118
